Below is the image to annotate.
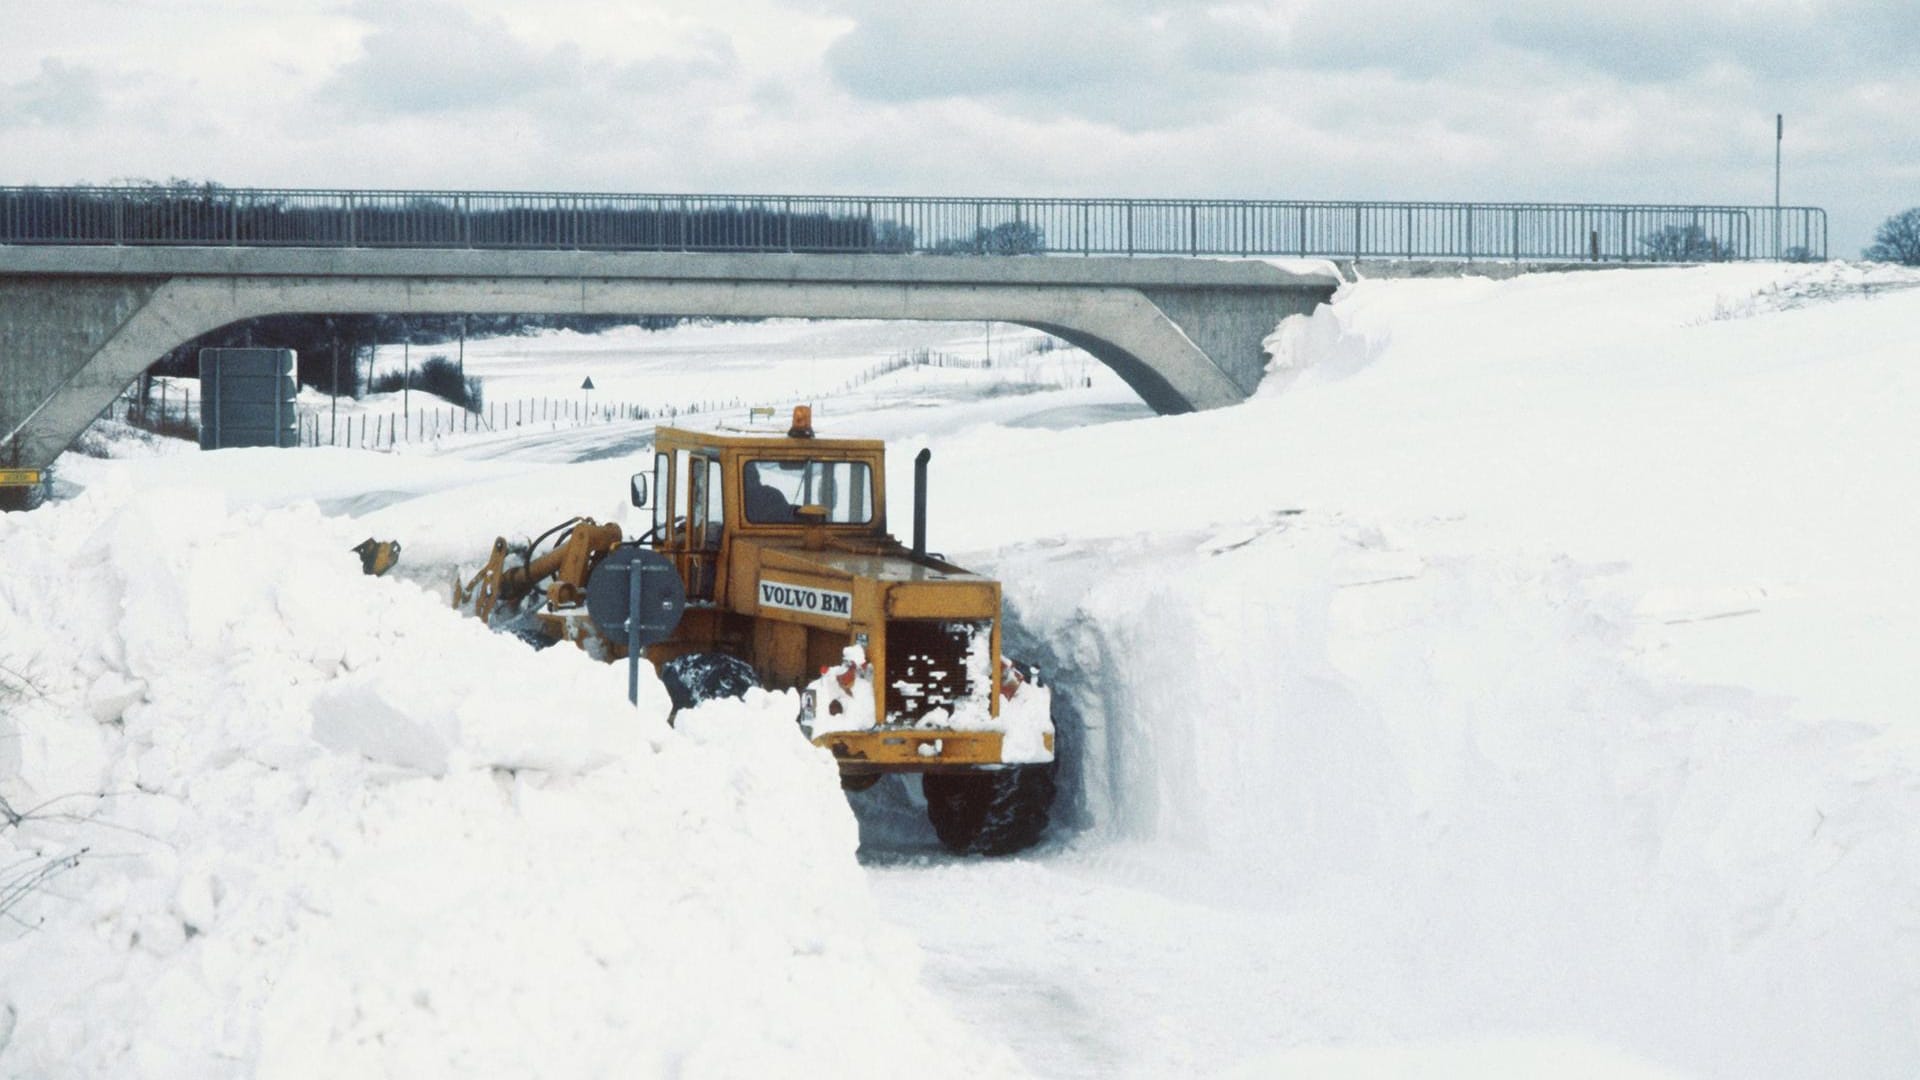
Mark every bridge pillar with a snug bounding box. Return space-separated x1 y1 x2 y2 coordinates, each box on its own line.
1140 286 1316 396
0 276 168 473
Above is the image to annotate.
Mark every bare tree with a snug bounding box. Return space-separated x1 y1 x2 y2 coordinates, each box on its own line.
933 220 1047 256
1641 224 1734 262
1863 207 1920 266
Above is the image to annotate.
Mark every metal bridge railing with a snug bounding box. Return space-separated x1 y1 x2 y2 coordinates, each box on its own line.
0 185 1828 262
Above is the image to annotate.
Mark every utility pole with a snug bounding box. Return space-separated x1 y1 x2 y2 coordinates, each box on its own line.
1774 113 1783 259
457 314 468 414
403 327 411 420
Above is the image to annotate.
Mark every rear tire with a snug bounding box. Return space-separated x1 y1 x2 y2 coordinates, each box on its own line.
923 766 1056 856
660 651 759 713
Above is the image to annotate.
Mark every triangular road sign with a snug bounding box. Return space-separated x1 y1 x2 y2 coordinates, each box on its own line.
581 376 596 390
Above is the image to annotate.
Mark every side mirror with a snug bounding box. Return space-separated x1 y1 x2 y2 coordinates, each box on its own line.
630 472 649 508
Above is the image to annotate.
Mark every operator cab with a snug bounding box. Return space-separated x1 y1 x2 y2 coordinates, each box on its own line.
629 407 888 603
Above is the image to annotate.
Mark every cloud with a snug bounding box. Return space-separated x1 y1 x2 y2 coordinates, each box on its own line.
320 2 584 114
1278 0 1920 82
0 59 105 128
608 29 739 93
1 0 1912 252
821 2 1300 130
821 0 1920 126
825 2 1159 101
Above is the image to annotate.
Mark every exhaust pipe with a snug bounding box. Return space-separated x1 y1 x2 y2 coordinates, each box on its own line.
912 447 931 560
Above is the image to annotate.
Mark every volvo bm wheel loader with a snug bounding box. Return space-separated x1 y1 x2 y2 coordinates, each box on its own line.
445 407 1057 856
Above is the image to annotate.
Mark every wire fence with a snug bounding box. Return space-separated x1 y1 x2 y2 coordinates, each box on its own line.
1 185 1828 261
112 387 740 449
108 337 1094 451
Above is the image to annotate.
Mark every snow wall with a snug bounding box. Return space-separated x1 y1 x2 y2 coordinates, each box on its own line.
0 481 1015 1077
929 264 1920 1079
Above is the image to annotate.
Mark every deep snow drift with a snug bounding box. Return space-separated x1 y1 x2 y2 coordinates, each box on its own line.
869 261 1920 1078
0 480 1010 1077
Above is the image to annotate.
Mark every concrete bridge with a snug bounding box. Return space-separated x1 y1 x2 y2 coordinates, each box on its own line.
0 245 1339 477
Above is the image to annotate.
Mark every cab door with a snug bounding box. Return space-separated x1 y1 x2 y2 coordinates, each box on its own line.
684 452 724 602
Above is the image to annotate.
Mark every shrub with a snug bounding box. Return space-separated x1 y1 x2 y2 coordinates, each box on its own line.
370 355 483 409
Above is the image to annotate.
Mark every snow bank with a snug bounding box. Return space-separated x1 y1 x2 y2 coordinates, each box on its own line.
990 511 1920 1078
0 481 1009 1077
913 264 1920 1077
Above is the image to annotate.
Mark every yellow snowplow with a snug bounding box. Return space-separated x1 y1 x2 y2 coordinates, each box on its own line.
430 407 1057 855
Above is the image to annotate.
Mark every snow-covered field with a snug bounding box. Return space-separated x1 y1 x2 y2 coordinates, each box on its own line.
5 264 1919 1077
369 318 1099 416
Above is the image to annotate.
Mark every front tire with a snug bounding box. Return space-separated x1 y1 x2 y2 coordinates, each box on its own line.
922 766 1056 856
660 651 759 713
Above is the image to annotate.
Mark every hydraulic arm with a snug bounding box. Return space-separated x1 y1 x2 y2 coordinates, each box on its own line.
453 518 623 621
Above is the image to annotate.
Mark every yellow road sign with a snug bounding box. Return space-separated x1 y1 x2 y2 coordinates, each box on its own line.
0 469 43 487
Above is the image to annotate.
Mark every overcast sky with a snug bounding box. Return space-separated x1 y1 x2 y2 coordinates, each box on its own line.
3 0 1914 253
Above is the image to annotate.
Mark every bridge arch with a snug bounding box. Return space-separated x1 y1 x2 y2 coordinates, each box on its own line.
0 249 1338 474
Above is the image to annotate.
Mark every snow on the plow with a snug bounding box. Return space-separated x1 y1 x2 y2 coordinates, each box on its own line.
0 480 1009 1077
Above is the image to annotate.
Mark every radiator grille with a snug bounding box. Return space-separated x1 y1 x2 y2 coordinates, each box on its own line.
884 620 983 722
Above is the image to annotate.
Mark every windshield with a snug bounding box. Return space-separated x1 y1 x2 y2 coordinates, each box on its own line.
744 459 873 524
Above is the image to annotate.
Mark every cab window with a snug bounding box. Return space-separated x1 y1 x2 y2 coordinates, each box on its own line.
744 459 872 524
